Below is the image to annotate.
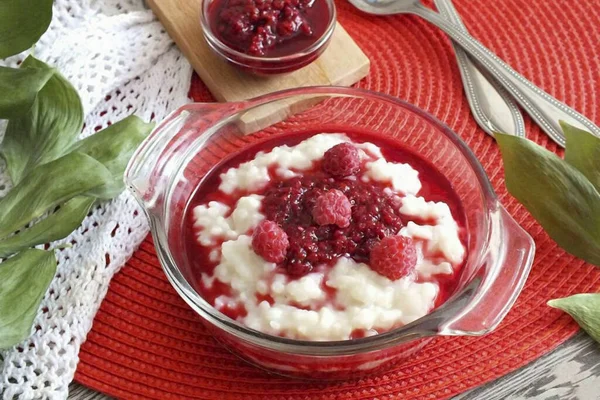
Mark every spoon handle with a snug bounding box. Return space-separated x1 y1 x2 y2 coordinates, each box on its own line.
412 3 600 147
434 0 525 138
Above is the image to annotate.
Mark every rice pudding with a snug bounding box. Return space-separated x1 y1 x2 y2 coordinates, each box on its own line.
184 131 467 341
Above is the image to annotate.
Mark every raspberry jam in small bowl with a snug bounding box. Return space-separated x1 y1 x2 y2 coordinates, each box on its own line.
125 87 535 379
200 0 336 74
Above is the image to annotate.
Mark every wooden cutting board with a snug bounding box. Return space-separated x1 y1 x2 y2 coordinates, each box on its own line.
146 0 370 131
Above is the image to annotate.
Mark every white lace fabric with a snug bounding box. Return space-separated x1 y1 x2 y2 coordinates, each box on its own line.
0 1 193 398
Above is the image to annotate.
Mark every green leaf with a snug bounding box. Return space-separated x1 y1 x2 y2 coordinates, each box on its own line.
0 64 54 119
69 115 155 199
561 121 600 192
495 133 600 266
0 0 53 58
0 197 94 258
0 152 113 239
0 249 56 349
548 294 600 344
0 56 83 185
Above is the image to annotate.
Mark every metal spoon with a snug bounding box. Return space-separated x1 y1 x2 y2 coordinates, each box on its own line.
434 0 525 138
349 0 600 146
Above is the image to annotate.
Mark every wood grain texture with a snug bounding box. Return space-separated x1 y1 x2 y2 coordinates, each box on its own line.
68 384 111 400
69 334 600 399
455 333 600 400
144 0 370 131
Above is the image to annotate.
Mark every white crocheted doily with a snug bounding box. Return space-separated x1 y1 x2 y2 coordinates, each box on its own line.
0 1 193 398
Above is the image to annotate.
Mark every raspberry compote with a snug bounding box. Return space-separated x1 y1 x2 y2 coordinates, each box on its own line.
207 0 330 57
184 130 468 341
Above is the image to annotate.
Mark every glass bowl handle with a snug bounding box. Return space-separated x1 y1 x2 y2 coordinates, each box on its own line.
124 102 243 214
439 204 535 335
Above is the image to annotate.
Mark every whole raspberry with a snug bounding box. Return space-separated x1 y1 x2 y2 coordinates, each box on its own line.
252 220 289 263
369 236 417 280
312 189 352 228
322 143 360 177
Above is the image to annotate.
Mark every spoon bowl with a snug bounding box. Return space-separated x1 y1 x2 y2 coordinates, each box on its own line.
348 0 417 14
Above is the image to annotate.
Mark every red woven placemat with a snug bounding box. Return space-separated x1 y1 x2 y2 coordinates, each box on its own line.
75 0 600 398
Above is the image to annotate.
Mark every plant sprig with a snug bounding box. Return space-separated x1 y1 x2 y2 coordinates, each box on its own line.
0 0 54 59
548 294 600 343
495 122 600 345
0 249 57 349
0 4 154 349
1 56 84 185
495 126 600 266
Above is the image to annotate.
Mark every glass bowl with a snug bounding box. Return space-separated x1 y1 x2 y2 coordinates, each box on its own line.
124 86 535 379
199 0 336 75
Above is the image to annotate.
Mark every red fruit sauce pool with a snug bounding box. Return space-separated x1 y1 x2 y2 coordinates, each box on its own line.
181 129 468 330
208 0 331 57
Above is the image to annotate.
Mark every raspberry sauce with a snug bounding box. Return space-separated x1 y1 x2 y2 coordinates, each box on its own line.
208 0 330 57
182 129 468 324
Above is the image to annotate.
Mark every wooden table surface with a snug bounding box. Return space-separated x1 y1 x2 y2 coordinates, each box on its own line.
69 332 600 399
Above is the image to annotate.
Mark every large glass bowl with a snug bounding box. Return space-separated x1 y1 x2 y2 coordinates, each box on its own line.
124 86 535 379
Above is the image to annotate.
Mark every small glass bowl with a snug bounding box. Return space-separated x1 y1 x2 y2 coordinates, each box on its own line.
199 0 337 75
125 86 535 379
